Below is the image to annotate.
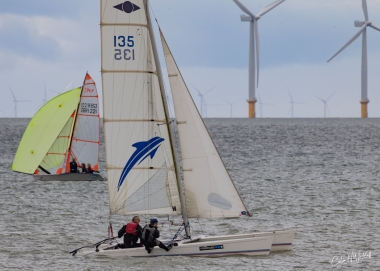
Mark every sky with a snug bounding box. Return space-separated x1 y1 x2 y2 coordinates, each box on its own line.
1 0 380 118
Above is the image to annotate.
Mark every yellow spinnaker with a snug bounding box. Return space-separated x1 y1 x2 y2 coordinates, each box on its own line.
12 87 81 174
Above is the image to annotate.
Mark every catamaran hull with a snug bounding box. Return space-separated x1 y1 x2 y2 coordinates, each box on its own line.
76 236 273 257
33 173 104 181
195 230 296 251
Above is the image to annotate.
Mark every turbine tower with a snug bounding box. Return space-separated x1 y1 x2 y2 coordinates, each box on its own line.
233 0 286 118
327 0 380 118
257 93 274 118
288 90 304 118
9 87 31 118
315 92 336 118
193 85 216 118
221 98 238 118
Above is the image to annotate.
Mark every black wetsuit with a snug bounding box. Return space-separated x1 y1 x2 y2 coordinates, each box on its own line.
142 224 160 248
69 162 78 173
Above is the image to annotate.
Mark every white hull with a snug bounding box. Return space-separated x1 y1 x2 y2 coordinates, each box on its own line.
75 235 274 257
195 230 296 252
33 173 104 181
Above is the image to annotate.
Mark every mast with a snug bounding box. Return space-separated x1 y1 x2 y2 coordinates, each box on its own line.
64 73 87 171
145 0 190 237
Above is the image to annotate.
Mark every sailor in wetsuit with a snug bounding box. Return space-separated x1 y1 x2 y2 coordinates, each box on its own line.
80 163 87 173
69 158 78 173
141 218 172 253
118 216 143 248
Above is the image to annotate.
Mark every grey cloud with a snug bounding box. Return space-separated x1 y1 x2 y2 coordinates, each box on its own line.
0 0 97 18
0 22 60 61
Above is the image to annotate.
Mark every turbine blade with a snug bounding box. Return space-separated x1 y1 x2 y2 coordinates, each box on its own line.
257 0 286 18
327 25 366 62
191 85 202 96
64 81 73 92
326 91 336 102
362 0 369 21
220 97 230 105
258 93 262 103
203 86 217 96
50 89 61 94
369 24 380 32
255 20 260 87
233 0 256 18
9 87 16 100
314 95 325 102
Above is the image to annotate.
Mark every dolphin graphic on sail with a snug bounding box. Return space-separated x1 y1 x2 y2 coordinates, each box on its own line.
118 136 164 191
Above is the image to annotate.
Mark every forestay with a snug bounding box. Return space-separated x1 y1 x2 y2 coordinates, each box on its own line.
160 30 249 218
12 88 82 174
100 0 181 215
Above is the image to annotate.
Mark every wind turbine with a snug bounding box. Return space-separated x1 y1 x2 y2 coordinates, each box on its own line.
202 100 220 118
314 92 336 118
233 0 286 118
257 93 275 118
9 87 31 118
193 85 216 118
50 81 73 95
221 98 238 118
288 90 304 118
327 0 380 118
41 84 48 106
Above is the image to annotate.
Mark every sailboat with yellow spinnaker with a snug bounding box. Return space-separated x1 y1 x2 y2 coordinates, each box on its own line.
12 73 103 181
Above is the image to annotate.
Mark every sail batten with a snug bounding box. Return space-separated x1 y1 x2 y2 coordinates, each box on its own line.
101 0 181 215
160 29 249 218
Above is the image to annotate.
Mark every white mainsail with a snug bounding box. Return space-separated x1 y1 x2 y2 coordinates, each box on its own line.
160 30 249 218
68 74 101 172
100 0 181 215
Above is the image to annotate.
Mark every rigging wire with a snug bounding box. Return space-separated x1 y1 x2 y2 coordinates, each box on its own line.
197 218 204 235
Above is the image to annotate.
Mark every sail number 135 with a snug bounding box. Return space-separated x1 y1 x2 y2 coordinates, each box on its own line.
114 36 135 61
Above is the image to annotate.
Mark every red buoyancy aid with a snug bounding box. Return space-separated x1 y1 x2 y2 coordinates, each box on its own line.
125 222 138 236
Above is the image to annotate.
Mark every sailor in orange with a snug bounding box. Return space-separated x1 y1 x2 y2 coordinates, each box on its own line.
118 216 143 248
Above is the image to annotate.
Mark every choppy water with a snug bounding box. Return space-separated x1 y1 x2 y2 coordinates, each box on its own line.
1 118 379 270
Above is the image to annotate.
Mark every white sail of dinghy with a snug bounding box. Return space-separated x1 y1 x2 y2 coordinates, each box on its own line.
100 0 181 215
159 29 249 218
65 74 101 173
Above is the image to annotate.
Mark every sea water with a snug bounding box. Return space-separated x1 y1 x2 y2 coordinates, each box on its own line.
0 118 378 270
